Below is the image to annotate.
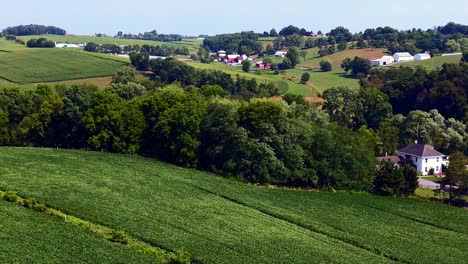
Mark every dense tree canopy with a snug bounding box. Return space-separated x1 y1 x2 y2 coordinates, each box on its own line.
2 24 66 36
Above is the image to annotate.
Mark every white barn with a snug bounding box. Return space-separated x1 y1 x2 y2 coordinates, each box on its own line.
398 143 446 176
414 53 431 61
393 52 414 62
370 55 394 66
274 51 287 57
55 42 81 48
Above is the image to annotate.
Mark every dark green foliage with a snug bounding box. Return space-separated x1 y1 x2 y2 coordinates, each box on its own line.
112 66 138 85
300 72 310 84
367 64 468 121
2 24 66 36
84 43 121 54
107 83 147 100
320 60 332 71
341 56 372 77
241 60 251 73
282 94 306 105
130 52 150 71
374 160 418 196
203 32 261 55
83 92 145 153
26 38 55 48
141 86 207 167
110 230 129 245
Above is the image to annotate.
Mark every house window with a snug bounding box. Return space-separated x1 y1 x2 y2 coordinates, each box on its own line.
436 166 439 172
437 158 439 162
425 158 428 163
415 157 418 162
425 167 428 172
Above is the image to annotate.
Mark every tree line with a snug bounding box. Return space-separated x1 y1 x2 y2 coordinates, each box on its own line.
115 30 183 42
2 24 66 36
0 69 377 191
26 38 55 48
84 43 189 57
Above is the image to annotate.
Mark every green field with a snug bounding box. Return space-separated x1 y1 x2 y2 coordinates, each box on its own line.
0 147 466 263
0 41 126 83
187 61 316 96
390 55 463 70
17 34 201 52
0 201 156 263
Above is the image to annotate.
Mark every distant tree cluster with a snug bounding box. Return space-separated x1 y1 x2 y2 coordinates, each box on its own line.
84 43 121 54
365 64 468 121
2 24 66 36
26 38 55 48
115 30 183 42
202 32 262 55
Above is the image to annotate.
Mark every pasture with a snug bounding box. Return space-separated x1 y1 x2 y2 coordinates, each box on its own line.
0 147 466 264
390 55 463 70
17 34 200 52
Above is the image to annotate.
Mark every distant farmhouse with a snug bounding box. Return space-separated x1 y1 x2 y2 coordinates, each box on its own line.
377 143 448 176
393 52 414 62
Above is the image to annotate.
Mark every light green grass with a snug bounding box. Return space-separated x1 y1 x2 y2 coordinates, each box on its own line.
0 147 466 264
187 61 315 96
0 201 156 263
391 55 462 70
0 48 126 83
18 34 191 48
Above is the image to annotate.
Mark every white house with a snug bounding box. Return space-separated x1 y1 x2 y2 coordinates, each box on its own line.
414 53 431 61
275 51 287 57
398 143 446 176
55 42 81 48
217 50 227 58
393 52 414 62
370 55 394 66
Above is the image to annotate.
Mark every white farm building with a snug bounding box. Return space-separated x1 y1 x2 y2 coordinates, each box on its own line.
370 55 394 66
414 53 431 61
393 52 414 62
55 42 81 48
398 143 447 176
274 51 287 57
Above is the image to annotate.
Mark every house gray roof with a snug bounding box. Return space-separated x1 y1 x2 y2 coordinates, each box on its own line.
376 155 404 164
398 144 444 157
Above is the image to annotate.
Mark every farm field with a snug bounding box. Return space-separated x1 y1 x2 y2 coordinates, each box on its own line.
0 147 467 263
0 201 156 263
0 45 126 83
17 34 199 52
300 48 388 69
187 61 316 96
390 55 463 70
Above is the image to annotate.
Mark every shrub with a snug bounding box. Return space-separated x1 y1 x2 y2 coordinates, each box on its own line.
301 72 310 84
6 35 16 40
320 60 332 72
110 230 128 245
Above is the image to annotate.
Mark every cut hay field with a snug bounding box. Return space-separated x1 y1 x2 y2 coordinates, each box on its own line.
0 147 466 264
0 46 126 83
0 201 156 263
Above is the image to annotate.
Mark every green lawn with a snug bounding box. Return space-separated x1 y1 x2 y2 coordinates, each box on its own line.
0 201 156 263
0 147 466 263
0 48 126 83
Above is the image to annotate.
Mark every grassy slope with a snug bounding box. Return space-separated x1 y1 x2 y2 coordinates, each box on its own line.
187 61 316 96
0 43 126 83
390 55 462 70
0 201 156 263
17 34 201 52
0 147 466 264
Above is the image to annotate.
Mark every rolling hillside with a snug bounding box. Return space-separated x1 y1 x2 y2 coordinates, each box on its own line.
0 147 466 263
0 201 156 263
